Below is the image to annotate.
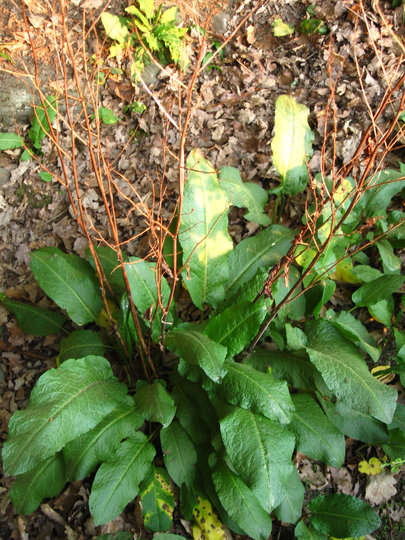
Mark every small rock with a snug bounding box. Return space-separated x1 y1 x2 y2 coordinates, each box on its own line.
212 11 230 34
0 167 12 186
140 63 161 86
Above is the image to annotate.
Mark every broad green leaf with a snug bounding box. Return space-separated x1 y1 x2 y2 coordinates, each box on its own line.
101 13 129 44
377 239 401 273
285 323 307 351
305 319 397 424
272 265 306 322
383 428 405 460
134 380 176 427
204 300 267 357
179 149 233 308
271 95 313 195
304 279 335 318
289 394 345 467
160 420 197 488
63 397 142 481
86 245 127 297
351 264 383 282
59 329 105 363
3 356 127 476
10 453 66 514
274 467 304 524
308 494 381 537
295 519 327 540
89 433 155 525
125 256 171 339
166 328 227 382
94 107 121 124
388 402 405 433
362 169 405 217
160 6 178 24
0 132 23 150
320 398 389 445
138 0 154 19
218 166 270 225
219 359 294 424
212 460 272 540
30 247 102 325
325 309 380 362
225 225 294 297
246 348 319 391
368 296 394 326
352 274 405 307
219 405 295 512
0 293 67 336
139 466 175 532
39 171 52 182
29 95 57 149
171 385 210 446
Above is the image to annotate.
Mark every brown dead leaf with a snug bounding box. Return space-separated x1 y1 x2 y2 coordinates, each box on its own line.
365 473 397 505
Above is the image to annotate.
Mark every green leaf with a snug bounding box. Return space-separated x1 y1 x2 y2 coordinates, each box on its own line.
20 148 32 161
295 519 327 540
59 329 105 363
305 319 397 423
383 428 405 460
325 309 380 362
0 132 24 150
388 402 405 433
0 293 67 336
351 264 383 282
29 95 57 149
94 107 121 124
125 256 171 340
271 95 313 195
274 467 304 524
153 535 185 540
160 6 178 24
289 394 345 467
352 274 405 307
368 296 394 326
161 420 197 488
362 169 405 217
320 398 389 445
166 328 227 382
2 356 127 476
247 348 319 391
171 379 216 446
38 171 52 182
219 359 294 424
212 460 272 540
219 405 295 511
179 149 233 309
138 0 155 19
10 453 66 514
376 239 402 274
134 380 176 427
139 466 175 532
30 247 103 325
204 300 268 357
304 279 335 318
218 166 271 225
225 225 294 297
101 13 129 44
308 494 381 537
89 433 155 526
63 397 142 481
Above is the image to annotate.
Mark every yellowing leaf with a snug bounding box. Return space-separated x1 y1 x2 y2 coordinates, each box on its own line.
368 457 382 476
101 13 128 44
191 494 226 540
358 460 371 475
332 259 362 284
272 18 294 37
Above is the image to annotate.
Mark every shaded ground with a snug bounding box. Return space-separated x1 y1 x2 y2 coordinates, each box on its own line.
0 0 404 538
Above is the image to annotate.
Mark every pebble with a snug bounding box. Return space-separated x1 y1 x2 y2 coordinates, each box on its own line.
212 11 230 34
